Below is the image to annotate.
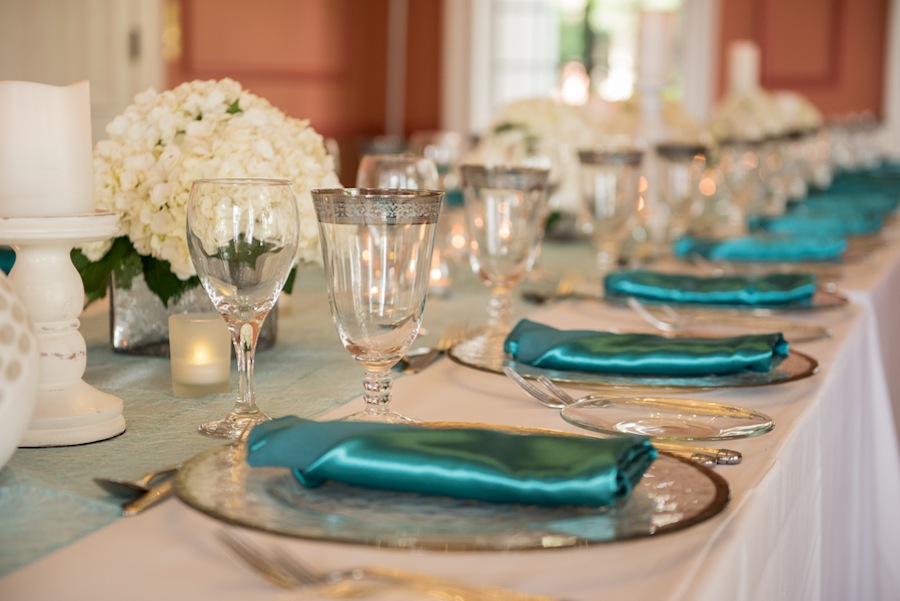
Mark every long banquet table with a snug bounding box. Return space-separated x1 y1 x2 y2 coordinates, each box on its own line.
2 235 900 600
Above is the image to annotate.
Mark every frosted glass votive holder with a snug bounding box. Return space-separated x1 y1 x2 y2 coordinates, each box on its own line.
169 312 231 398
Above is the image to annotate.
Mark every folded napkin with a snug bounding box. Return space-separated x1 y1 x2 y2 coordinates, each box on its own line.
828 169 900 199
803 190 898 214
504 319 789 377
749 210 884 237
674 234 847 263
247 416 656 508
604 270 817 306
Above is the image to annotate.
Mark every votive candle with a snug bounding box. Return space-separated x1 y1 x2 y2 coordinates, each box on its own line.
169 312 231 398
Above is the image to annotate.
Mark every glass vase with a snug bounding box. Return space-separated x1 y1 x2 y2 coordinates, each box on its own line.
109 272 277 356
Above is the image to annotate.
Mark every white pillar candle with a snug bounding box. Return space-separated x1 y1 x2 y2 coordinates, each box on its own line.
0 80 95 217
169 313 231 398
638 10 677 89
728 40 762 95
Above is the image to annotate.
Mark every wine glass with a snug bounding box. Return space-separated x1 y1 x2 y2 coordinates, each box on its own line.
655 142 707 242
356 153 440 190
578 148 643 274
186 178 299 439
408 130 466 190
458 164 550 342
311 188 443 423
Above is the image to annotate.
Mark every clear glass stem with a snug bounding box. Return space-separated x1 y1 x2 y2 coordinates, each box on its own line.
363 368 393 408
486 287 512 333
232 320 260 416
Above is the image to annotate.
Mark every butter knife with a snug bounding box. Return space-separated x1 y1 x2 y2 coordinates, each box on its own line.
121 478 173 517
655 443 742 465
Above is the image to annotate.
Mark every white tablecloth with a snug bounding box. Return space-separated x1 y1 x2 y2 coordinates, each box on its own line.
3 260 900 600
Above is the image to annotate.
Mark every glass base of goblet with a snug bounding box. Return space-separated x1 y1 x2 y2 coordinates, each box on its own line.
448 328 508 369
340 406 417 424
198 410 270 440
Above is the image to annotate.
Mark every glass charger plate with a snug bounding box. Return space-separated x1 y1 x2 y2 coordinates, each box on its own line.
605 286 848 313
173 438 730 550
448 334 819 392
654 312 831 342
560 397 774 441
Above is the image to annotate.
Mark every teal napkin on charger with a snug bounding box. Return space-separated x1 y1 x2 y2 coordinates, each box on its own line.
803 190 899 214
504 319 789 377
246 415 657 508
749 210 884 237
604 269 817 306
674 234 847 263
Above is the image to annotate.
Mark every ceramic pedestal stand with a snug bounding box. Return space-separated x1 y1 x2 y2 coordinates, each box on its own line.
0 211 125 446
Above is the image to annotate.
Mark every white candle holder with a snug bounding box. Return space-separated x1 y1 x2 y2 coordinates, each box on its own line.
0 211 125 446
168 312 231 398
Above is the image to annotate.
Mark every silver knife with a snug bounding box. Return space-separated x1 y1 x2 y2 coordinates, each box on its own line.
655 443 742 465
121 478 173 517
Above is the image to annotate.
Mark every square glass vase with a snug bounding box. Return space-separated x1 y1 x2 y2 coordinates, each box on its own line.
109 273 277 356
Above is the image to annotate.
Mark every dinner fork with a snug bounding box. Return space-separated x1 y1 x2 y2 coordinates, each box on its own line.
500 366 742 466
401 322 471 374
626 297 688 334
217 529 559 600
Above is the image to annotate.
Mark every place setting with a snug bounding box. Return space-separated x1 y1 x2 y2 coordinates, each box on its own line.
164 164 735 555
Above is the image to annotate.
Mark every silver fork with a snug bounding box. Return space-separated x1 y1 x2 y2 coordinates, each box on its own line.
501 366 742 466
402 322 470 374
626 297 687 334
218 529 558 600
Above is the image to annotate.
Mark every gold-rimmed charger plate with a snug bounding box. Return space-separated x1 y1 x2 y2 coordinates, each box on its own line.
173 425 730 550
448 334 819 393
604 286 849 313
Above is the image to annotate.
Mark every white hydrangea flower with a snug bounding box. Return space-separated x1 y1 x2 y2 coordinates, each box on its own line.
87 78 339 280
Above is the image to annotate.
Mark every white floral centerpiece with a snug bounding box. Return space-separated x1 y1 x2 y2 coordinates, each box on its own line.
75 78 339 306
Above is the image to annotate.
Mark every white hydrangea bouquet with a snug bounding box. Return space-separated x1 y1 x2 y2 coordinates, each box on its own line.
75 78 339 306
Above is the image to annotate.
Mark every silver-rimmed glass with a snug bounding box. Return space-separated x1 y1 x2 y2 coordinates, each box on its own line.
311 188 443 423
578 148 643 274
459 164 550 337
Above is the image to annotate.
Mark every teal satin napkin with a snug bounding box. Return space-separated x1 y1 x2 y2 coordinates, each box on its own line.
803 190 898 214
674 234 847 263
749 190 893 237
827 169 900 200
604 270 817 306
246 416 657 508
504 319 789 377
749 211 884 237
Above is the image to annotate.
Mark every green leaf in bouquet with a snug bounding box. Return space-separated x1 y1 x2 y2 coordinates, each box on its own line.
282 267 297 295
72 236 141 306
141 255 200 307
213 235 278 266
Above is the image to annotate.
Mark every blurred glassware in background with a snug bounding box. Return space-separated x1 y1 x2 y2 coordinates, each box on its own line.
355 152 454 297
689 163 747 240
356 152 439 190
829 112 886 172
655 142 708 243
716 138 765 217
408 130 467 191
408 131 471 294
578 148 643 274
459 164 550 342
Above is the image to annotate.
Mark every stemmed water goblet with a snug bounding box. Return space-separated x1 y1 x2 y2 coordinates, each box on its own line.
457 164 550 355
186 178 299 439
311 188 443 423
356 153 440 190
578 148 643 275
